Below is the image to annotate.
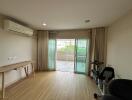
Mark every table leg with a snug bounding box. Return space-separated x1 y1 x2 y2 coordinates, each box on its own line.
31 63 35 77
1 72 5 99
26 66 29 77
24 67 28 77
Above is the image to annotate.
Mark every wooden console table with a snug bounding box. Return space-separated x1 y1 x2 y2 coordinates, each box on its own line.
0 61 35 99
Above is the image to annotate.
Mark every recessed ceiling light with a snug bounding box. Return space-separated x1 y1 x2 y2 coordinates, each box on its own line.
42 23 47 26
85 20 90 23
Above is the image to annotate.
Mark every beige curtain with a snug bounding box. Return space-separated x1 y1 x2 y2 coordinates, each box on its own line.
88 29 96 75
37 30 49 71
89 28 107 75
94 28 106 63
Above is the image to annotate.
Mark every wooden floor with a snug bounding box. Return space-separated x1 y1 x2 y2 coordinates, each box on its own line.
5 71 99 100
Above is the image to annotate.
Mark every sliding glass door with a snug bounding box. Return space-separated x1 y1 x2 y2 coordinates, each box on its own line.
48 38 89 74
48 39 56 70
75 39 89 74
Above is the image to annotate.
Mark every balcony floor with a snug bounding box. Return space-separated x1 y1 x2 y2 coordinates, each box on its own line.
56 60 86 73
56 60 74 72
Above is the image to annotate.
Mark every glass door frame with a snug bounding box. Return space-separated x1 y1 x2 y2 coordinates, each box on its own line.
52 38 89 74
74 39 89 74
56 39 75 72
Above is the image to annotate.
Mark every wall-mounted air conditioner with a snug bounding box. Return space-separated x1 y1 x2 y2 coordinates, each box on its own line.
4 19 34 36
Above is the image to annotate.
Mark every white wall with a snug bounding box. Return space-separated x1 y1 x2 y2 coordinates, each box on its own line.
0 15 37 88
107 11 132 79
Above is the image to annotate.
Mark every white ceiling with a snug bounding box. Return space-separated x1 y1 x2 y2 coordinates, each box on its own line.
0 0 132 30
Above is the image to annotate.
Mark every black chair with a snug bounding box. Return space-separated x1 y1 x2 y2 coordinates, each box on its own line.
94 67 115 99
101 79 132 100
99 67 115 94
99 67 115 82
